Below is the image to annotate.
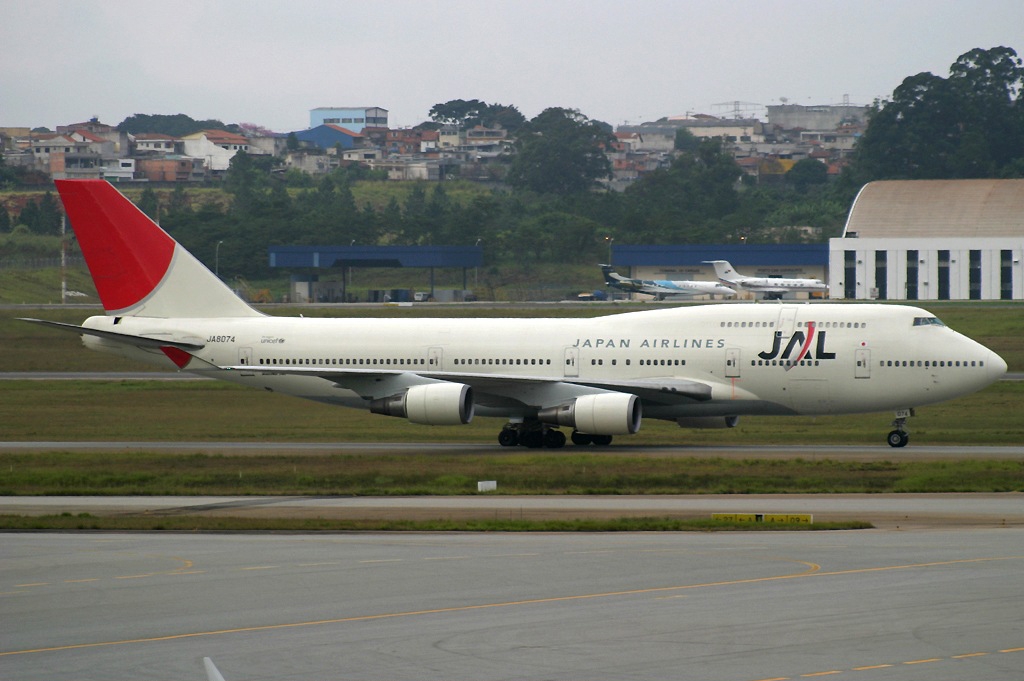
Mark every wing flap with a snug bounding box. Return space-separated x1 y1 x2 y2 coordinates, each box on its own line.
217 364 714 407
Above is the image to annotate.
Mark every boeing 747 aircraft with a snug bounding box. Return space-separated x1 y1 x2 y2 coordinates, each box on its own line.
705 259 829 299
24 181 1005 448
601 264 735 299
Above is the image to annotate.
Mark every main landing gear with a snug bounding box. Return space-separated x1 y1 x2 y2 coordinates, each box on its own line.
886 408 914 448
497 420 613 448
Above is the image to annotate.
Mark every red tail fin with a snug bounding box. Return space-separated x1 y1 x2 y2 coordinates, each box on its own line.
56 179 175 312
55 180 261 318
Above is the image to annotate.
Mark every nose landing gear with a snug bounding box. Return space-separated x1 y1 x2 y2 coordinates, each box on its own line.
886 408 914 448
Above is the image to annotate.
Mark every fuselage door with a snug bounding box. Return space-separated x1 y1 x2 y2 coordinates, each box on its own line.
725 348 741 378
238 347 254 376
428 346 443 370
563 347 579 377
777 306 797 336
855 348 871 379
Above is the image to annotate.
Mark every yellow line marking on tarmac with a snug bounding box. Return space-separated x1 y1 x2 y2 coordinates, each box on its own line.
64 579 100 584
801 671 842 677
852 664 893 670
952 652 987 659
2 556 1019 658
904 658 942 665
14 583 48 588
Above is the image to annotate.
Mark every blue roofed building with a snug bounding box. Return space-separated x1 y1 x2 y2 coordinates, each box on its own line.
292 124 363 151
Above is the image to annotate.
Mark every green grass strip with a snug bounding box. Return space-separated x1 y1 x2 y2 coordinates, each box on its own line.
2 452 1022 495
0 514 871 532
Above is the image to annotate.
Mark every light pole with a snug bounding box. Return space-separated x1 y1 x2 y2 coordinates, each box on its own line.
215 240 224 278
474 238 482 289
605 236 614 265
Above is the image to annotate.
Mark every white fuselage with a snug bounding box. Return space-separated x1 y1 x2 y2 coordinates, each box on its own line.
81 303 1005 423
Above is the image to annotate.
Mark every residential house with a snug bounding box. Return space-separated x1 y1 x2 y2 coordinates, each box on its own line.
181 130 251 172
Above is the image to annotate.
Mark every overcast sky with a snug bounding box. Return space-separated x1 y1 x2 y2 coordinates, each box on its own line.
4 0 1022 133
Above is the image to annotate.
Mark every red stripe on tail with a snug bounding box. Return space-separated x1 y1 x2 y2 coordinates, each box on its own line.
55 180 175 312
160 346 193 369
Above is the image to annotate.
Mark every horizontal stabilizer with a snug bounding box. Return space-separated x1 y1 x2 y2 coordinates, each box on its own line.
18 318 205 352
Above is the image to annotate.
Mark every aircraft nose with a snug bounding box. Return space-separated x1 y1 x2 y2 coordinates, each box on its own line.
988 350 1008 382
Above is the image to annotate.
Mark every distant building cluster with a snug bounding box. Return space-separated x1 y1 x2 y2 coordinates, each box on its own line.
0 102 868 188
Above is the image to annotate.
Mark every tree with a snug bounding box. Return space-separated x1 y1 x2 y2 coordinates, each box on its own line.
138 187 160 221
786 158 829 191
117 113 240 136
428 99 526 132
674 128 700 153
506 108 613 195
623 138 742 242
851 46 1024 181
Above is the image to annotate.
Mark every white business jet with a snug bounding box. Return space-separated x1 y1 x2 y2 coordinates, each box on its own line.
705 259 829 299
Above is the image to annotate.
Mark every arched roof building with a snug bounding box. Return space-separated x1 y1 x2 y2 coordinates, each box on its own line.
830 180 1024 300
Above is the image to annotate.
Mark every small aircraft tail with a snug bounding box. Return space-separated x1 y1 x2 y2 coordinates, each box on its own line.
704 260 743 284
55 180 262 319
599 263 627 287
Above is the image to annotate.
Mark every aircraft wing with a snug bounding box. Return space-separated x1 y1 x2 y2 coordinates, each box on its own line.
217 365 714 410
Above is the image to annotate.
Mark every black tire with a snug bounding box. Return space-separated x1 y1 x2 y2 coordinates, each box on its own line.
543 429 567 449
521 430 544 448
498 429 519 447
571 431 593 446
887 430 908 448
591 434 613 446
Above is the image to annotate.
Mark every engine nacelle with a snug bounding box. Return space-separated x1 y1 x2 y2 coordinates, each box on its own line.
369 383 474 425
537 393 641 435
675 415 739 429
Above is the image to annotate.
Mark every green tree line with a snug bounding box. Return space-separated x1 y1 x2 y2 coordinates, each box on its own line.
3 47 1020 279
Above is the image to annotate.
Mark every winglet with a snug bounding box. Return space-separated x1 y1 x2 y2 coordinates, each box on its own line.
203 657 227 681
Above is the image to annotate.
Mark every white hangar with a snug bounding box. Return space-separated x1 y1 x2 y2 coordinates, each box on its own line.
829 179 1024 300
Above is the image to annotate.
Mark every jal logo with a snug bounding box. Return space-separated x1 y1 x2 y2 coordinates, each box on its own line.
757 322 836 365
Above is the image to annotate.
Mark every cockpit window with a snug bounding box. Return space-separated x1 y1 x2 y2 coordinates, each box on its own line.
913 316 946 327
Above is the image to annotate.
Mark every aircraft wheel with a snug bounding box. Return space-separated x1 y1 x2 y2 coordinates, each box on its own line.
571 431 593 446
498 429 519 447
543 429 567 449
591 434 613 446
886 430 909 448
520 430 544 448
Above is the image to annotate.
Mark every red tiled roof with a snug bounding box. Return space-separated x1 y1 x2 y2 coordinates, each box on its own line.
325 124 363 137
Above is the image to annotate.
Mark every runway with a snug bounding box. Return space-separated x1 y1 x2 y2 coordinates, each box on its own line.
3 527 1023 680
2 440 1024 460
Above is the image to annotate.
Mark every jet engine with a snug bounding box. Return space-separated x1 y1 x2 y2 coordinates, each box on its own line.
675 415 739 429
537 393 641 435
369 383 474 425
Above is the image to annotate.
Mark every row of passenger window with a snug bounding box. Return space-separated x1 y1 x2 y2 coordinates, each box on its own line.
718 320 867 329
454 358 552 366
881 359 985 368
751 360 822 367
259 357 429 366
588 359 688 367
